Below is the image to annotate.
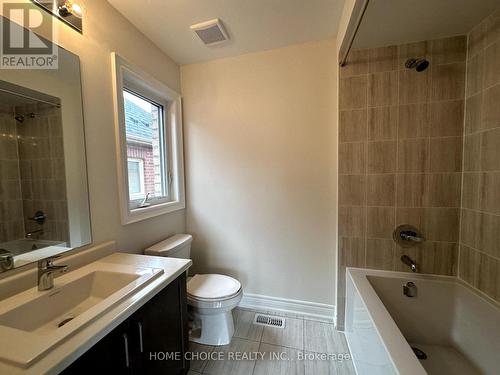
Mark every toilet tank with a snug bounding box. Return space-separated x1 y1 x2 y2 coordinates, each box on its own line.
144 234 193 259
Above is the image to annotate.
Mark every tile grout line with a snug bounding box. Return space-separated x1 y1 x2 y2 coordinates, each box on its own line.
363 51 369 272
394 44 401 271
458 31 472 280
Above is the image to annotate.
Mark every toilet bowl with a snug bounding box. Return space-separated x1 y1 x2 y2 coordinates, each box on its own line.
145 234 242 346
187 273 242 345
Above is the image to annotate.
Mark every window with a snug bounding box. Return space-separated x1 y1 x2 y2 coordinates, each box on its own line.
127 158 145 199
123 90 168 207
112 53 185 224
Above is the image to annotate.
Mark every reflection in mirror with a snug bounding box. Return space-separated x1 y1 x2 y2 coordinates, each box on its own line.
0 17 90 270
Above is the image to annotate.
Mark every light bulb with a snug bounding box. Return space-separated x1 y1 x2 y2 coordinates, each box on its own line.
58 0 83 19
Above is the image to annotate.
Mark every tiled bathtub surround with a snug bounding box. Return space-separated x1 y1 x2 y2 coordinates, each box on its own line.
337 36 467 327
16 104 69 242
0 106 24 242
459 9 500 303
0 103 68 244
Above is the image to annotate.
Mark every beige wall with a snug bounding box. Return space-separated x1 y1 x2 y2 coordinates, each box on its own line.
181 40 337 304
459 8 500 303
0 0 185 253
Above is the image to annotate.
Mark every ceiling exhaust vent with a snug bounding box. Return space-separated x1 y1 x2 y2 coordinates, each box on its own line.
190 19 229 45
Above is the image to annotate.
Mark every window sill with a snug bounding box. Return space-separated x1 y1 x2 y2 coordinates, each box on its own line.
122 199 185 225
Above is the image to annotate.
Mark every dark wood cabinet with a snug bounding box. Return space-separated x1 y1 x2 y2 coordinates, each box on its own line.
62 273 189 375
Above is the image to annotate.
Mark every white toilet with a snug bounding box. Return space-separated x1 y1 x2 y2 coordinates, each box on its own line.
145 234 242 346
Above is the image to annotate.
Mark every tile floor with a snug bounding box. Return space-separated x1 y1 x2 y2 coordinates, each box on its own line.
187 308 356 375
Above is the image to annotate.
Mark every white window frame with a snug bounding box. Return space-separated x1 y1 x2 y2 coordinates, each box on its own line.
123 89 171 209
127 158 145 200
111 53 185 225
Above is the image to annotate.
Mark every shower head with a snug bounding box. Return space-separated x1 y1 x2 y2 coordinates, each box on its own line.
405 58 429 72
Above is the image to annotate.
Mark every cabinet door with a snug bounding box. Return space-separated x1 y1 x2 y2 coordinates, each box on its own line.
132 273 189 375
61 321 133 375
60 274 189 375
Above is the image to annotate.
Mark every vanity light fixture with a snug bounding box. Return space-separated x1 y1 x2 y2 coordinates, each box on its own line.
58 0 83 18
31 0 83 33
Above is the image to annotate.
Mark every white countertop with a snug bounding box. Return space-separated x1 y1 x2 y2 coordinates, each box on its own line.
0 253 192 375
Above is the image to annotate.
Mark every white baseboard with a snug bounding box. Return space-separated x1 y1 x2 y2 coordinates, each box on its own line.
239 293 336 323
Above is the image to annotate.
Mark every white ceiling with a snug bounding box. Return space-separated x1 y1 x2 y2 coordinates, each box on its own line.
353 0 500 49
106 0 345 65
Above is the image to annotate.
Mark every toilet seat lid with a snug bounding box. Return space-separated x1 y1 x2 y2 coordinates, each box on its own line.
187 274 241 300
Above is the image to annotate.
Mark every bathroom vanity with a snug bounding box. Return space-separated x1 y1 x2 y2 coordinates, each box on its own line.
0 251 192 374
62 268 189 374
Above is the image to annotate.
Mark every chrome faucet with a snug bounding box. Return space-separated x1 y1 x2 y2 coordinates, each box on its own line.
38 257 68 291
401 255 418 273
26 229 44 239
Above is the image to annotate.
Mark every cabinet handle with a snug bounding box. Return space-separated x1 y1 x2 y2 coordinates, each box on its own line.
137 321 144 353
122 333 130 368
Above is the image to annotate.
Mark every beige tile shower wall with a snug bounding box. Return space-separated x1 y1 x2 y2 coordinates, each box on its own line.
16 104 69 243
337 37 466 326
0 107 24 242
459 9 500 303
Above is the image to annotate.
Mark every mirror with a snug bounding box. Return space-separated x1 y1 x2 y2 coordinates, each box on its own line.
0 16 90 271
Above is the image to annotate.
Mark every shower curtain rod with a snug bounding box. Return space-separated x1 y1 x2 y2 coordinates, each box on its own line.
339 0 370 67
0 87 61 108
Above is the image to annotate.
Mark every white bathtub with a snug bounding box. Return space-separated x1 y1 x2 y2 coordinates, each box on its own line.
344 268 500 375
0 239 66 255
0 239 69 268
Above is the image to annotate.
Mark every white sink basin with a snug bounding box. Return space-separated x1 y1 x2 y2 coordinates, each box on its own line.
0 271 139 333
0 261 163 367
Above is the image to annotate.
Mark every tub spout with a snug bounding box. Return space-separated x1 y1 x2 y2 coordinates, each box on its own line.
401 255 418 273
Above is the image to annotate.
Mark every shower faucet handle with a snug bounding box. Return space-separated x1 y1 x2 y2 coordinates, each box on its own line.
400 231 425 243
393 224 425 248
29 210 47 225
